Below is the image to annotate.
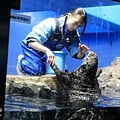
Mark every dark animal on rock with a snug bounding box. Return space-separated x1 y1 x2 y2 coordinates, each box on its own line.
50 51 102 103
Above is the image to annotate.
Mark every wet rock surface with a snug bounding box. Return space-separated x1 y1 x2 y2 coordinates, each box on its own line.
6 75 58 99
98 57 120 98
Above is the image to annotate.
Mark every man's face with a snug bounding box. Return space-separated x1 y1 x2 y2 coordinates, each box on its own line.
66 14 84 31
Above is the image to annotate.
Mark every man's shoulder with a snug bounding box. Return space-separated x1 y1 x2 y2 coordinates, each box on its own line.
42 18 56 24
58 16 66 27
33 18 57 31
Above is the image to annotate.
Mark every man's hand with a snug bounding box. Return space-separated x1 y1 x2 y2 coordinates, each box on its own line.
46 50 55 65
77 43 89 59
78 43 89 54
28 41 55 65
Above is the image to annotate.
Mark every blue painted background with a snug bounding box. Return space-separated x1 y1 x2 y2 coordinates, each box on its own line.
7 5 120 74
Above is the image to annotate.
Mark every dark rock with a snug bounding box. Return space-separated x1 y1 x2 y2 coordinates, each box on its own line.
7 80 36 97
4 107 120 120
98 57 120 98
55 107 120 120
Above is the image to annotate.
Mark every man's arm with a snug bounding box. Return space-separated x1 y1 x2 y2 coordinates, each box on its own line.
28 41 55 65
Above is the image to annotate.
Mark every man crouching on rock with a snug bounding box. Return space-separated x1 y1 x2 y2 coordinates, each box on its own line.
16 7 89 76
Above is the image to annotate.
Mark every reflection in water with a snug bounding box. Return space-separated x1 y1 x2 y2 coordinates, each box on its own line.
5 95 56 112
4 95 120 112
4 94 120 120
94 95 120 107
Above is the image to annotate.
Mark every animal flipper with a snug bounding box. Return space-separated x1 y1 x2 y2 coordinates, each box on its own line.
50 63 71 87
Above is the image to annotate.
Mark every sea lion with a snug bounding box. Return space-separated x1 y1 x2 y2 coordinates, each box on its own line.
50 51 102 102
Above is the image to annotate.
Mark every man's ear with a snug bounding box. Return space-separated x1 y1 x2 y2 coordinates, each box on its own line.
67 13 72 18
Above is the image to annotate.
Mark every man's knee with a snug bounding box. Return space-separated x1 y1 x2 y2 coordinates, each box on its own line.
21 59 44 75
32 65 43 75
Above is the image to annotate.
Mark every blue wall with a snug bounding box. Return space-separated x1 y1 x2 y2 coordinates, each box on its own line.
65 32 120 71
7 9 120 74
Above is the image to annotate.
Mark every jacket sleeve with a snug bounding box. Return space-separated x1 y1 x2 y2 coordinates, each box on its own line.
24 18 56 45
66 40 80 58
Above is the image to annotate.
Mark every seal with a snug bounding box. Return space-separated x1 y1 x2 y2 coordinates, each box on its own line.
50 51 102 103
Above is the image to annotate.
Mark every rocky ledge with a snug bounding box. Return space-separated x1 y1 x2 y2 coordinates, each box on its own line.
5 52 120 104
97 57 120 98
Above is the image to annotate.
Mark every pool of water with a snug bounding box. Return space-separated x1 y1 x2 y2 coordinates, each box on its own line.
94 95 120 107
4 94 120 120
5 95 56 112
4 95 120 112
